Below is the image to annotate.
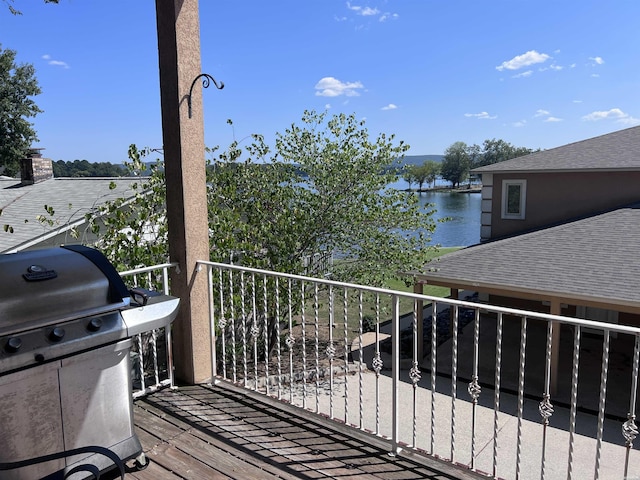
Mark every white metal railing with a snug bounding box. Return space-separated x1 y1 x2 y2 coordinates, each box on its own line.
119 263 178 398
198 259 640 480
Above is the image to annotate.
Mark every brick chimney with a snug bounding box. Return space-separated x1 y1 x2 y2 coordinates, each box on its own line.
21 148 54 185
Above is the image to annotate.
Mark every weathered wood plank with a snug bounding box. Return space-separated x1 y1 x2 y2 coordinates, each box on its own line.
124 460 180 480
145 441 230 480
131 385 484 480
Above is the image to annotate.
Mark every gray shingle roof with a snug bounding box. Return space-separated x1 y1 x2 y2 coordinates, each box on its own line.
473 125 640 173
416 203 640 312
0 177 145 253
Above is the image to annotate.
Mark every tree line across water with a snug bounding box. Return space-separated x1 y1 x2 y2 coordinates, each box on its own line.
403 139 538 190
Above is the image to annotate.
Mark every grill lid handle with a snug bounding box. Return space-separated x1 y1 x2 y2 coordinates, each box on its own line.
130 288 150 307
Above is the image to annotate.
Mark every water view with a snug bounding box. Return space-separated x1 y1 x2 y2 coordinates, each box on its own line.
391 178 482 247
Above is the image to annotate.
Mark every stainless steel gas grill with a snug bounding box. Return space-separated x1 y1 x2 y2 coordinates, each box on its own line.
0 245 180 480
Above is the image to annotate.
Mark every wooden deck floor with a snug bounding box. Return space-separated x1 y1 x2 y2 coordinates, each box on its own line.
119 384 481 480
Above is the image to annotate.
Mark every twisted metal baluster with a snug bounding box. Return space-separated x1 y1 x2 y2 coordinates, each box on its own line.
263 274 269 396
566 325 581 480
430 301 438 455
410 298 422 447
240 272 248 388
208 266 217 380
327 285 336 419
539 320 555 480
594 330 610 480
275 277 282 400
623 334 640 479
467 308 481 470
229 269 237 384
301 280 307 409
450 305 459 462
251 273 259 391
343 287 349 425
492 312 504 479
515 315 528 480
219 269 228 380
151 329 159 386
314 283 320 414
373 293 382 435
358 290 364 430
286 279 295 404
137 334 146 393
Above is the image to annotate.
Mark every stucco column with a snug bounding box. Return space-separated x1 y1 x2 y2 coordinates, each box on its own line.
155 0 211 384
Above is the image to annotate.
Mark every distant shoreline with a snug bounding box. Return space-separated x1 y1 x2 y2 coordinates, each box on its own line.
402 185 482 194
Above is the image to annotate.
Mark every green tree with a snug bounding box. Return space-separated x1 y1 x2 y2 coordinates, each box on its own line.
472 138 535 168
0 45 42 177
422 160 441 189
441 141 470 188
402 165 418 190
93 110 437 287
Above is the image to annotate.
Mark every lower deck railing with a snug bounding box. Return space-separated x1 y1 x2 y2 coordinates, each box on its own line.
197 260 640 480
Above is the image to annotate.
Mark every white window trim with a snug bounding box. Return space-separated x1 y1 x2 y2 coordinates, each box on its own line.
501 179 527 219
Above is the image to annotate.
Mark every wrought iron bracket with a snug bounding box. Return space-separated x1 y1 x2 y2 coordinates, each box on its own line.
187 73 224 118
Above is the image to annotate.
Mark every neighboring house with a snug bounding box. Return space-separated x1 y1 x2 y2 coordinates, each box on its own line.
0 152 146 254
475 125 640 242
414 125 640 327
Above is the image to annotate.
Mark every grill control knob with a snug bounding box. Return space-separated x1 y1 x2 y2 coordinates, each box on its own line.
49 327 65 342
87 318 103 332
4 337 22 353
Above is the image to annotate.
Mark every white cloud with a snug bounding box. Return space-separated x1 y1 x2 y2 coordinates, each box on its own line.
42 54 70 69
545 117 563 122
573 99 583 103
381 103 397 110
534 109 550 117
379 12 399 22
464 112 497 120
589 56 604 65
582 108 640 125
513 70 533 78
346 2 379 16
513 120 527 127
334 15 347 22
314 77 364 97
496 50 550 71
325 104 332 110
591 74 600 78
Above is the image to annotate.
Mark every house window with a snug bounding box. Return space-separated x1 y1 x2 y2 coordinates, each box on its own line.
501 180 526 219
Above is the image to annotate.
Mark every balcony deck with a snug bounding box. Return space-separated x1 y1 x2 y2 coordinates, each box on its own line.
126 383 482 480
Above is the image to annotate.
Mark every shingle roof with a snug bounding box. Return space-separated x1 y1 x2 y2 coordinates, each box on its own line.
0 177 145 253
416 203 640 312
473 125 640 173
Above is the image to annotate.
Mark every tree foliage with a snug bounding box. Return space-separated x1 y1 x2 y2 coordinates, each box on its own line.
3 0 58 15
441 141 470 188
471 138 536 169
403 160 441 190
53 159 126 177
92 111 437 288
0 45 42 177
441 138 537 187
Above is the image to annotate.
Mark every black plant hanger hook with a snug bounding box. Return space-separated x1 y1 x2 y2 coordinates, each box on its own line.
187 73 224 118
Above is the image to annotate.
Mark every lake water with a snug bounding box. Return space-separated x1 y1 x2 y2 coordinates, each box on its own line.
390 179 482 247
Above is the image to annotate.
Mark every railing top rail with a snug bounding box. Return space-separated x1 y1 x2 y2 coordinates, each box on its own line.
119 262 179 277
197 259 640 336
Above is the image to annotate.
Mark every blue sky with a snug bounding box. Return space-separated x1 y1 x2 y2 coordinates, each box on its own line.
2 1 640 163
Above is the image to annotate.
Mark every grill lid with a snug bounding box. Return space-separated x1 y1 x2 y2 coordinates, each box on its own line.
0 246 130 335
